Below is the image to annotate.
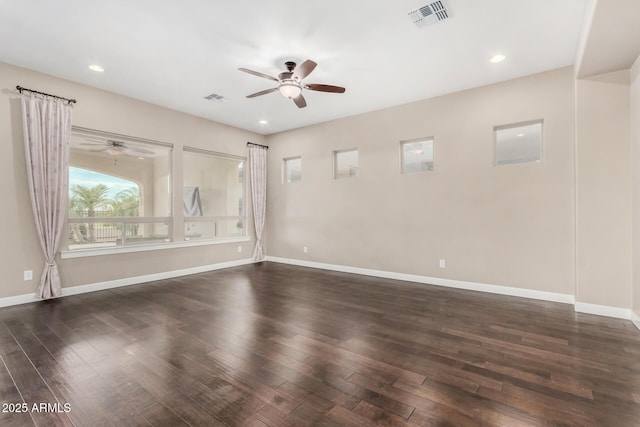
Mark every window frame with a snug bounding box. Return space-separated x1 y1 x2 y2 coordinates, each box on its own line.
493 119 544 166
64 127 174 254
282 156 302 184
333 148 359 180
400 137 435 174
182 146 248 243
61 127 250 259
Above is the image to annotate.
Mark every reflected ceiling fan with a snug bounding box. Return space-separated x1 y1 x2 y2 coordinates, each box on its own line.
239 59 345 108
78 139 155 157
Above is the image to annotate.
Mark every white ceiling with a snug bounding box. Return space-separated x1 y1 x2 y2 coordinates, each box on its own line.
577 0 640 78
0 0 589 135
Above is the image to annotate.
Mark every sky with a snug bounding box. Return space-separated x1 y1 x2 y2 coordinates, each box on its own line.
69 167 137 199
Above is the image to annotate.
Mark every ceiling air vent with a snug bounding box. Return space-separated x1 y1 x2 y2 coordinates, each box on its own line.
204 93 228 103
409 1 450 28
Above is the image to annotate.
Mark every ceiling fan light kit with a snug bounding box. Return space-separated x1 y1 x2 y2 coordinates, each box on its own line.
278 82 301 99
239 59 345 109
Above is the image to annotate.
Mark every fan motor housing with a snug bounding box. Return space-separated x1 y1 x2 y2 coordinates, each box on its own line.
278 71 294 80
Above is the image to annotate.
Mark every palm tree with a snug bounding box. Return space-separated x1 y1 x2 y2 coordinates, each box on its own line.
69 184 110 242
107 188 140 237
107 188 139 217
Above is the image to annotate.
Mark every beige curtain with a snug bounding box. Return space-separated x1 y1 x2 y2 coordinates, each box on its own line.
249 145 267 261
21 94 73 299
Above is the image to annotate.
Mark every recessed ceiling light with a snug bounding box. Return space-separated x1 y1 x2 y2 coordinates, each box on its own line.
138 157 145 160
258 120 268 125
88 64 104 72
489 54 506 64
517 133 525 137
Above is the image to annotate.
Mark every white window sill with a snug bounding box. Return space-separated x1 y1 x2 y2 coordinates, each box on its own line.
61 236 251 259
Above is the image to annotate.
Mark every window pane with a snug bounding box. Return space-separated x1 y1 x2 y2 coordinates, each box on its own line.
185 219 245 240
401 139 434 173
67 221 170 250
334 149 358 179
495 121 542 165
183 149 246 241
69 131 172 218
284 157 302 183
126 223 170 246
68 222 123 250
68 129 173 251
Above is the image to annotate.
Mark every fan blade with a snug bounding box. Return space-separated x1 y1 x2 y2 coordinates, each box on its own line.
122 149 147 157
246 88 278 98
246 87 278 98
305 84 346 93
125 146 155 154
293 94 307 108
238 68 279 82
293 60 317 80
89 147 109 152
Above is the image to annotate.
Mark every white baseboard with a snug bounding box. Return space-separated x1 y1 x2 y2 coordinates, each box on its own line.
0 258 256 309
631 311 640 330
574 302 632 320
265 256 575 304
0 293 41 309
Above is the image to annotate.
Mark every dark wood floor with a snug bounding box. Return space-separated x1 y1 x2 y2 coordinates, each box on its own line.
2 263 640 426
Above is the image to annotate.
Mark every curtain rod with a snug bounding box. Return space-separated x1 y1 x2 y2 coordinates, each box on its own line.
16 85 77 104
247 142 269 149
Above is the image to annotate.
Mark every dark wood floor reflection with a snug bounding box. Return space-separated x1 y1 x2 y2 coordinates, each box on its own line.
2 263 640 426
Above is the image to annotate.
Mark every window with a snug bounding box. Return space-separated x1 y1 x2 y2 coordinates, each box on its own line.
401 138 434 173
494 120 543 165
283 156 302 183
183 148 246 241
334 149 358 179
68 129 172 251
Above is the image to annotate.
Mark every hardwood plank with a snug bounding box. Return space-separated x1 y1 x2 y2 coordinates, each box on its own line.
289 404 344 427
326 404 377 427
140 402 189 426
272 334 427 384
277 380 336 412
261 359 361 409
353 400 419 426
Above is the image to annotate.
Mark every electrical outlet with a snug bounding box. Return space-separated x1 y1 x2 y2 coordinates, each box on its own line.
24 270 33 281
439 259 446 268
237 246 242 253
303 246 308 254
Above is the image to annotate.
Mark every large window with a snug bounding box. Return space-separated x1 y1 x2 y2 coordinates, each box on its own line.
183 148 246 241
67 128 172 251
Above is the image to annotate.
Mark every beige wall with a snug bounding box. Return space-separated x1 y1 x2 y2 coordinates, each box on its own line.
266 67 576 295
0 61 264 299
632 57 640 314
575 70 632 308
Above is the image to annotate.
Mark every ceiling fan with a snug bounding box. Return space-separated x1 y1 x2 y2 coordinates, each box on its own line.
78 139 155 157
239 59 345 108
